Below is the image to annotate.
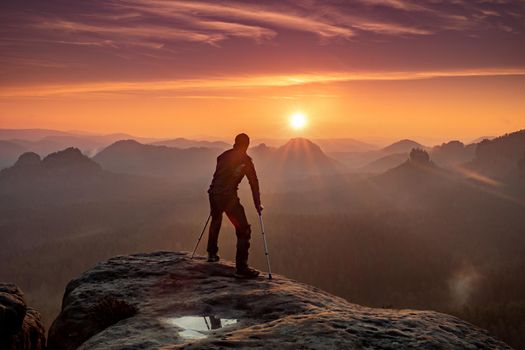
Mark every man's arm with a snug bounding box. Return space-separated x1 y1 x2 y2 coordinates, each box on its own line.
245 157 262 213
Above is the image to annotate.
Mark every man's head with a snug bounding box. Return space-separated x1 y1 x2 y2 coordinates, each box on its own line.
234 133 250 152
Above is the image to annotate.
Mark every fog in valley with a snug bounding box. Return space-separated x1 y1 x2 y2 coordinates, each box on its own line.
1 129 525 348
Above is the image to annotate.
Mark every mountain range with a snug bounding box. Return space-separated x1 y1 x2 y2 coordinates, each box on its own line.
93 139 221 181
91 137 343 183
150 138 230 149
463 130 525 180
1 128 524 183
6 130 521 209
252 138 344 179
0 129 160 165
2 130 525 348
326 139 427 170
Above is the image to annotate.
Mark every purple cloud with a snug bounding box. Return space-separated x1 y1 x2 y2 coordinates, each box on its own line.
0 0 523 86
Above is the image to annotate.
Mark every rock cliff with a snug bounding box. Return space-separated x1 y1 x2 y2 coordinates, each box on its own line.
0 283 46 350
48 252 511 349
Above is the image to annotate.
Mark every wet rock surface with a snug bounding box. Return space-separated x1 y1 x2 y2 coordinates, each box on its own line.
0 283 46 350
48 251 511 350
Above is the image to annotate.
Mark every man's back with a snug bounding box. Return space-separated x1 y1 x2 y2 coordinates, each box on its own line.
208 148 259 198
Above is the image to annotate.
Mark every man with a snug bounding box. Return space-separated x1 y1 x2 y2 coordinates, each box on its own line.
207 133 262 278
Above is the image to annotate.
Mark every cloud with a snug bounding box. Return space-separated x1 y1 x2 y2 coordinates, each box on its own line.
128 0 453 38
7 0 352 53
2 68 525 98
0 0 523 85
347 21 433 35
36 19 230 46
116 0 355 39
354 0 433 12
3 0 522 54
193 21 276 41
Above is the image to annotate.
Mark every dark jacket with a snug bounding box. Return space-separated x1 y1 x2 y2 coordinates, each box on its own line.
208 148 260 208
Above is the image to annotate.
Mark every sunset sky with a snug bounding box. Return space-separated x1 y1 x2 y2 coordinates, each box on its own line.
1 0 524 144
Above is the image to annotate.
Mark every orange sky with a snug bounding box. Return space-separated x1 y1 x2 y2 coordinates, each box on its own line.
2 74 524 144
1 0 524 144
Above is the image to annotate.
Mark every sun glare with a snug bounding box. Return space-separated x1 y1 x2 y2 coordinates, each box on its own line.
290 112 307 130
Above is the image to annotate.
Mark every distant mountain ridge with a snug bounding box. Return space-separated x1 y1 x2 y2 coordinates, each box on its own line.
464 129 525 179
359 153 408 173
93 140 221 180
0 129 163 162
150 138 230 149
330 139 426 171
0 148 105 203
93 137 344 181
381 139 426 154
470 136 496 144
1 148 101 180
312 138 378 153
3 128 523 181
430 140 476 168
8 136 106 158
0 128 74 141
250 138 344 179
0 147 179 207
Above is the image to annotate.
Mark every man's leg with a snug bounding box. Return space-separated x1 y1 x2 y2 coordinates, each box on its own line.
207 195 223 257
224 197 251 270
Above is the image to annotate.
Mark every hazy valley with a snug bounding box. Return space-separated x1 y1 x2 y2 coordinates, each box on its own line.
1 129 525 348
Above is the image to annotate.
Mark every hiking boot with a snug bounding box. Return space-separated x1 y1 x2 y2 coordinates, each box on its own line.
207 254 220 262
234 267 260 279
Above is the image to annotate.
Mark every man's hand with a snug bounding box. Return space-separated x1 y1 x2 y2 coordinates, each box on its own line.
256 203 264 215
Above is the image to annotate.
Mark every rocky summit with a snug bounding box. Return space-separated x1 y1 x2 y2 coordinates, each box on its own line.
0 283 46 350
48 251 511 350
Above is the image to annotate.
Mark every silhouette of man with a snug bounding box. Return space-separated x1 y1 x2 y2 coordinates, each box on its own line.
207 133 262 278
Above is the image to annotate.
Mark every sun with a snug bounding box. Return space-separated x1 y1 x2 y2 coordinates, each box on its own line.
289 112 308 130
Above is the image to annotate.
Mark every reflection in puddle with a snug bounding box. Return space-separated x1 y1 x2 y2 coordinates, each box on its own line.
164 316 238 340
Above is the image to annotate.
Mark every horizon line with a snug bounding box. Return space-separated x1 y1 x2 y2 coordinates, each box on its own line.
1 126 519 148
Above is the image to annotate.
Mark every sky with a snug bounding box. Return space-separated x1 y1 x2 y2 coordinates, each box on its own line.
0 0 524 144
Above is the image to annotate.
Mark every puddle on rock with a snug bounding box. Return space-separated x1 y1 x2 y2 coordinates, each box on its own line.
164 316 238 340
